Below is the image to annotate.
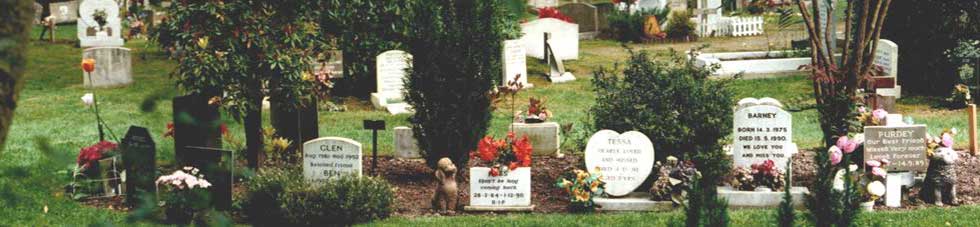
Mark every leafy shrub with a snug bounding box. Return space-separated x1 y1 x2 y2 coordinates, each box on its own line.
665 10 696 40
320 0 410 98
242 168 396 226
591 48 733 163
607 8 670 43
405 0 514 168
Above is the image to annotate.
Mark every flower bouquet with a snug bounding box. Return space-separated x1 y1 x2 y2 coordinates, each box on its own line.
68 141 120 199
537 7 574 23
521 97 552 123
856 106 888 127
470 132 533 176
555 168 605 212
650 156 698 205
728 159 786 192
156 166 213 224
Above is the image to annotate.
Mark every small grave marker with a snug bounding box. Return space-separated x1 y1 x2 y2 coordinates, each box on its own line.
863 125 928 172
120 126 156 207
732 98 795 170
303 137 363 183
584 130 655 197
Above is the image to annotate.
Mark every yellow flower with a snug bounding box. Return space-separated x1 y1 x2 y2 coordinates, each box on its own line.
197 37 209 49
574 188 590 202
576 170 588 182
302 71 314 81
590 180 601 193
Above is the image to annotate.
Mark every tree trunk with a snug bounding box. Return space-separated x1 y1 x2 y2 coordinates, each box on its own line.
245 96 264 170
0 0 31 154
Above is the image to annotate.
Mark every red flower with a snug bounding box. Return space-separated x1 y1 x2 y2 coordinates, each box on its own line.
512 135 533 167
489 167 500 177
509 162 519 171
474 136 499 162
537 7 574 23
219 124 229 135
77 141 118 168
81 58 96 73
163 122 175 138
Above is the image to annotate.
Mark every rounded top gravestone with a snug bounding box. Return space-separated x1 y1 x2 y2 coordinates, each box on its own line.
732 98 794 170
302 137 363 183
585 130 655 197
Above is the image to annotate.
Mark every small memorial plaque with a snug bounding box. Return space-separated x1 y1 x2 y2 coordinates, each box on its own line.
864 125 927 172
303 137 363 183
584 130 655 197
469 167 532 207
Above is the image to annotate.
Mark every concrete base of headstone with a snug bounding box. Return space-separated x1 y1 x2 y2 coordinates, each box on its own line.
394 126 422 159
82 47 132 88
718 186 809 208
511 122 561 157
886 172 915 207
370 93 413 115
594 192 677 211
463 205 535 212
549 72 576 83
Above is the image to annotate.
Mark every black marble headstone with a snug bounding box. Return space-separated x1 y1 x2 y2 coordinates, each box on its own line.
270 98 319 159
172 93 222 167
185 146 233 210
121 126 156 207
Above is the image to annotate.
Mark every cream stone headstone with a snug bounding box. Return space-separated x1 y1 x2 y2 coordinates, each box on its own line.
302 137 362 183
584 130 656 197
82 47 132 88
521 18 579 61
370 50 413 115
77 0 124 47
502 39 531 88
732 98 795 170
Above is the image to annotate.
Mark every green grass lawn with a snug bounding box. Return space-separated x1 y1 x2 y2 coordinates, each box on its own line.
2 24 979 226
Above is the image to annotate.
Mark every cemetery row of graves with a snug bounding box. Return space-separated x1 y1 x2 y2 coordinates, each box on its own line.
1 0 979 226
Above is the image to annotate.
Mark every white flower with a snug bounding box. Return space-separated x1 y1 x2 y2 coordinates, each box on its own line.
951 128 959 135
81 93 94 106
833 170 846 191
852 133 865 145
867 181 886 197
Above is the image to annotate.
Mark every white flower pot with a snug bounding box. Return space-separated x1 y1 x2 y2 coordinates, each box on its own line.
469 167 532 207
861 201 875 211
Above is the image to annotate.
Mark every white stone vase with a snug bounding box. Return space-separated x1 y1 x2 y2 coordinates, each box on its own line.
860 201 875 211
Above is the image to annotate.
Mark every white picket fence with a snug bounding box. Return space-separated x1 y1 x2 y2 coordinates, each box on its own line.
694 16 764 37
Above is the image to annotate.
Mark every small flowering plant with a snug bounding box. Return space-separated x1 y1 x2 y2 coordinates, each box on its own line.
856 106 888 126
470 132 533 177
555 168 605 212
927 128 959 162
76 141 119 171
945 84 972 109
728 159 785 191
156 167 213 224
522 97 553 123
859 159 890 202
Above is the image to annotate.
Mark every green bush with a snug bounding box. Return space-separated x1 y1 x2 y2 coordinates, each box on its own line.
665 10 697 40
242 169 396 226
590 48 733 164
607 8 669 43
320 0 410 98
405 0 514 168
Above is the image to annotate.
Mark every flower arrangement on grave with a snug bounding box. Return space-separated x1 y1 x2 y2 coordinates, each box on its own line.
555 168 605 212
649 156 699 205
157 166 213 224
68 141 120 199
856 106 888 126
727 159 786 191
520 97 552 123
92 9 108 30
470 132 532 177
537 7 574 23
858 159 889 203
945 84 972 109
923 128 960 205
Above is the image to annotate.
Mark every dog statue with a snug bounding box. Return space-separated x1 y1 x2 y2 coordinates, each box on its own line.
432 157 458 212
922 147 958 206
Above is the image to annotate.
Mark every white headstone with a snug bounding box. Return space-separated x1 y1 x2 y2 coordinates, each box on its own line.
732 98 795 170
370 50 414 115
521 18 579 61
528 0 558 8
50 1 80 24
77 0 124 47
584 130 656 197
502 39 530 87
636 0 668 11
302 137 362 183
82 47 132 88
394 126 421 159
874 39 899 78
469 167 532 207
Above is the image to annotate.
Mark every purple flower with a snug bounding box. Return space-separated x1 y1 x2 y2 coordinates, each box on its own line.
871 167 887 178
872 109 888 120
837 136 857 154
829 146 843 165
942 133 954 148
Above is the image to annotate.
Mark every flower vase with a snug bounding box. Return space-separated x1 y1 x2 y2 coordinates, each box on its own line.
860 201 875 211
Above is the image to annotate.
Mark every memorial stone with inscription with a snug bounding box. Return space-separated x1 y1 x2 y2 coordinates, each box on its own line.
303 137 363 183
82 47 132 88
502 39 530 88
370 50 413 115
50 0 80 24
469 167 532 207
732 98 794 170
864 125 927 172
585 130 655 197
558 3 599 35
77 0 124 47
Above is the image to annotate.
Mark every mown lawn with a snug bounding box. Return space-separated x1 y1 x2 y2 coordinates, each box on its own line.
1 24 977 226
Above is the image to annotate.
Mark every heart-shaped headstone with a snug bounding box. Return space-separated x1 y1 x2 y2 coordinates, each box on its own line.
585 130 656 197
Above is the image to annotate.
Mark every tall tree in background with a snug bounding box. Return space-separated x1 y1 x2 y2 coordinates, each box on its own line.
0 0 31 153
882 0 979 96
320 0 409 99
158 0 328 170
405 0 514 168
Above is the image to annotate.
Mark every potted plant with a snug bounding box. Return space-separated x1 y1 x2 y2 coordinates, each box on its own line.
92 9 107 31
858 159 889 211
156 166 213 225
555 168 605 212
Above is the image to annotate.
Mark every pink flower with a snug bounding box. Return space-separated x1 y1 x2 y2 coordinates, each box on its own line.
866 160 881 168
858 106 867 113
829 146 843 165
942 133 954 147
872 109 888 120
837 136 857 154
880 159 890 166
871 167 887 178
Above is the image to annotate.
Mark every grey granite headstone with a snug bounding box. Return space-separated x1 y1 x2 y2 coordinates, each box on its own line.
558 3 599 34
394 126 421 159
594 3 615 31
864 125 927 172
82 47 133 88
